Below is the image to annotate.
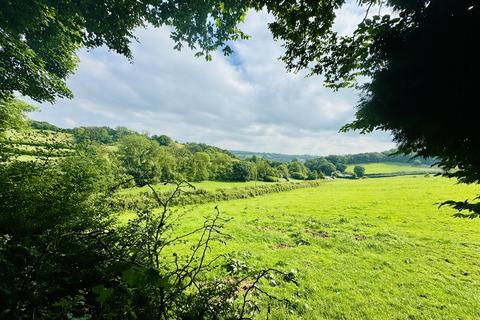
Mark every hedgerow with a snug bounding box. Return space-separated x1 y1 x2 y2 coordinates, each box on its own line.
110 180 325 211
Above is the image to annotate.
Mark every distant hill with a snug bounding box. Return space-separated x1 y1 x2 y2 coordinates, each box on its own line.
231 150 319 163
27 120 435 167
232 149 436 166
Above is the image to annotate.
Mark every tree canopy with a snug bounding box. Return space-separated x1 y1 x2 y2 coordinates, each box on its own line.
353 165 366 178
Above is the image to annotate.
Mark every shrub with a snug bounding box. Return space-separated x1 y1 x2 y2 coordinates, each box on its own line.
290 172 306 180
336 163 347 173
264 175 280 182
307 170 318 180
110 180 325 211
230 161 255 181
354 165 366 178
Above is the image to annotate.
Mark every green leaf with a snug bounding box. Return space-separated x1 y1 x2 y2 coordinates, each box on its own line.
122 267 146 287
92 285 114 304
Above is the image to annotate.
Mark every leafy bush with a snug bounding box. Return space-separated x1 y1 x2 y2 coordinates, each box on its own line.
354 165 366 178
290 172 306 180
230 161 255 181
288 161 308 180
264 175 280 182
306 171 319 180
336 163 347 173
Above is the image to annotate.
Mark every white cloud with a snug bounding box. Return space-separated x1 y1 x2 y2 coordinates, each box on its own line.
30 6 395 156
63 117 76 127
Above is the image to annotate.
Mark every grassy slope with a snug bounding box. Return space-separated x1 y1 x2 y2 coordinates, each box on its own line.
346 162 440 175
5 129 72 144
138 176 480 319
3 129 74 158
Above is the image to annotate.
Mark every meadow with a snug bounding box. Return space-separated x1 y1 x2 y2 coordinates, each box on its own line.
122 176 480 319
118 162 436 196
346 162 440 175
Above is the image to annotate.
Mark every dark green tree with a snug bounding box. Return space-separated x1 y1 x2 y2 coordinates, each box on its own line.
287 160 308 180
230 161 255 182
336 163 347 173
306 170 319 180
305 157 336 176
250 157 277 181
276 163 290 180
152 134 174 146
354 165 366 178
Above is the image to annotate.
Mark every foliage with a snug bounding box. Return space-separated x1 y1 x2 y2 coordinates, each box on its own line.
305 158 336 177
185 142 235 158
346 162 439 176
30 120 63 132
249 156 278 181
152 134 174 146
0 98 35 135
230 161 256 182
190 151 211 181
72 126 135 144
266 0 480 214
4 0 478 215
334 1 479 188
0 144 118 318
306 170 319 180
0 102 298 317
287 160 309 180
325 150 435 166
116 135 166 186
353 165 366 178
232 150 318 163
9 118 443 188
335 163 347 173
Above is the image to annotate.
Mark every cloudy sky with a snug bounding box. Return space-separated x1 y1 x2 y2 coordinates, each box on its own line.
30 3 395 156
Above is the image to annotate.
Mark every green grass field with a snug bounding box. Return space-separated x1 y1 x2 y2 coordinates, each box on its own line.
118 180 294 195
346 162 440 175
123 176 480 319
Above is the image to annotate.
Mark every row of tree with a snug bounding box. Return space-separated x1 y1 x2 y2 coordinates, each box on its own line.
31 122 415 185
114 135 328 186
28 122 357 185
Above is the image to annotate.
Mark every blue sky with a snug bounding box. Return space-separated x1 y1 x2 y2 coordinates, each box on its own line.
29 5 395 156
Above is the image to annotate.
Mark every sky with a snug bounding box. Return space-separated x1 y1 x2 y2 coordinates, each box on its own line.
29 3 395 156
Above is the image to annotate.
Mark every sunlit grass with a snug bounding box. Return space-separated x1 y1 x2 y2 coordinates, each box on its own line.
346 162 440 175
122 176 480 319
